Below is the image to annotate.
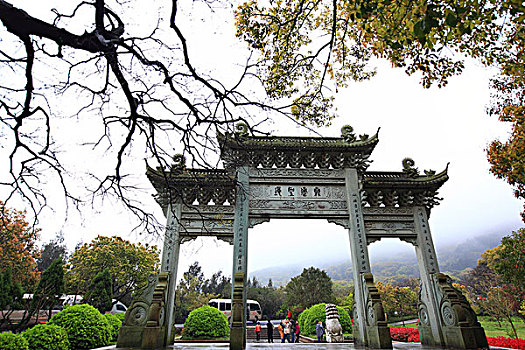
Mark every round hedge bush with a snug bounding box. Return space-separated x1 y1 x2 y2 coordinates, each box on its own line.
23 324 69 350
104 313 123 341
48 304 110 349
299 303 352 336
114 311 125 323
0 331 29 350
182 305 229 339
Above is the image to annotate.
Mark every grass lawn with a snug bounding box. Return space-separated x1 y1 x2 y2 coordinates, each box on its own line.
389 317 525 338
478 316 525 338
390 322 418 328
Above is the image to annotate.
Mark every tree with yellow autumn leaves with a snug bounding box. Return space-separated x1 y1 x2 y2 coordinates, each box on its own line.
0 201 40 291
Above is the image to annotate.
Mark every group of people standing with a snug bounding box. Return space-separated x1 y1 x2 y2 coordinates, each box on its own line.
254 318 300 343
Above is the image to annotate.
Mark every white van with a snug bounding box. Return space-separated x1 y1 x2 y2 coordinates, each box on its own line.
208 298 262 322
110 300 127 314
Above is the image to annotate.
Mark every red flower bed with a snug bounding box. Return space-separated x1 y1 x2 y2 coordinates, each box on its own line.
487 336 525 349
390 327 420 342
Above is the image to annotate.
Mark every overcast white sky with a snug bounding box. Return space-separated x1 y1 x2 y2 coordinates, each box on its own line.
2 0 523 280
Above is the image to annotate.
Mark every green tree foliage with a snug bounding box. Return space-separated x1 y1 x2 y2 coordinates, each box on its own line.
235 0 505 126
0 268 23 328
462 238 524 330
104 313 123 342
298 303 351 336
247 284 286 320
202 270 231 297
182 305 229 339
0 268 23 310
495 229 525 292
174 262 220 323
480 287 520 338
0 201 40 290
37 233 68 272
48 304 110 349
376 281 418 320
336 291 353 316
65 235 159 302
32 258 65 320
85 268 113 313
0 331 29 350
285 267 335 309
487 8 525 221
22 324 70 350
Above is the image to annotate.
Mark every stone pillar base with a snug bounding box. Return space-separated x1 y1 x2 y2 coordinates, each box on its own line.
366 322 393 349
418 325 441 347
419 273 488 349
116 326 144 348
141 326 166 349
442 325 488 349
230 324 244 350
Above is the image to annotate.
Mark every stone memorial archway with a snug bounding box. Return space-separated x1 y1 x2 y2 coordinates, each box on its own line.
117 124 487 350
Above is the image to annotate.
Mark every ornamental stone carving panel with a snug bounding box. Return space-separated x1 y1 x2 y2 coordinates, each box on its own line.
249 168 346 178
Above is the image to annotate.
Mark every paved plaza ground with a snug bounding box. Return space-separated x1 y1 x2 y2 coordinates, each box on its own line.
97 342 512 350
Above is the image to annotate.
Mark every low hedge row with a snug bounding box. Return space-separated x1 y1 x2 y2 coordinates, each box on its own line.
0 304 124 350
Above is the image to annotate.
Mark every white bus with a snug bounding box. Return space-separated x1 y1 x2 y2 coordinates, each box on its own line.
208 298 262 322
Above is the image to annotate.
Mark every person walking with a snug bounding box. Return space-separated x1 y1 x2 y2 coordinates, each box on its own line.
283 319 291 342
255 321 261 341
267 320 274 343
278 320 285 343
295 322 300 343
289 319 296 343
316 321 324 343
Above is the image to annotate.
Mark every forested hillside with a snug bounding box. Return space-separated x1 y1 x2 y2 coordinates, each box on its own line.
252 232 505 286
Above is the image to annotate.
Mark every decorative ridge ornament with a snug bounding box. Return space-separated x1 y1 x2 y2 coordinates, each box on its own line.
341 125 356 142
235 122 249 139
171 154 185 173
402 158 419 178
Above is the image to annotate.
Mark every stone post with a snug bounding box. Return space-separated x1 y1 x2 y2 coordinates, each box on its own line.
413 207 488 349
161 202 182 345
230 166 250 350
116 202 182 348
413 206 444 347
345 168 392 349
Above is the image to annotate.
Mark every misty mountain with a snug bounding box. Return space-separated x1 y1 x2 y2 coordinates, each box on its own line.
250 231 506 287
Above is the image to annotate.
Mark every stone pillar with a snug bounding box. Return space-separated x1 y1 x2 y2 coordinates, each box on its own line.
413 207 488 349
116 202 182 348
413 206 443 347
345 168 392 349
161 202 182 345
230 166 250 350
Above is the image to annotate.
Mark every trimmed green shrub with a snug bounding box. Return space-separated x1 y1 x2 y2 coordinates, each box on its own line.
104 313 123 341
23 324 69 350
114 311 125 323
338 306 352 334
49 304 110 349
299 303 352 336
0 331 29 350
182 305 229 339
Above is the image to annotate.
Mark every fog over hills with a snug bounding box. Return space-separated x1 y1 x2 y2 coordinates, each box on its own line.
250 230 508 287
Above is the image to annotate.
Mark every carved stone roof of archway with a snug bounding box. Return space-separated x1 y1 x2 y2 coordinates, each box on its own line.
361 164 449 209
146 165 236 209
218 124 379 171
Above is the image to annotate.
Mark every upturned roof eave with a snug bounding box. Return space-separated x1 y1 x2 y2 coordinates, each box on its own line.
363 167 449 189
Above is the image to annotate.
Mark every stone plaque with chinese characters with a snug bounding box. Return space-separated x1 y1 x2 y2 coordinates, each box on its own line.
248 168 348 217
